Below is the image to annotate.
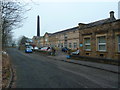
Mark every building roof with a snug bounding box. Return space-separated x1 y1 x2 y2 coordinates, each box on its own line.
32 36 41 40
45 32 52 36
37 11 118 38
51 26 79 35
79 11 117 29
85 18 116 28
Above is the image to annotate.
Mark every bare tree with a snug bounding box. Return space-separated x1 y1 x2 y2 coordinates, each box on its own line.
1 0 29 48
17 36 28 45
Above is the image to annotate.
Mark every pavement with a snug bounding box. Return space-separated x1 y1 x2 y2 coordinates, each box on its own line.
48 51 119 74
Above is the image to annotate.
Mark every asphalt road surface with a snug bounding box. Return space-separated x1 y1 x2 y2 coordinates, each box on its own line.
7 48 118 88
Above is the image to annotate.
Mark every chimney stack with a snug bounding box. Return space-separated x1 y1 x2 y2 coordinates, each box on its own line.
37 15 40 37
110 11 116 20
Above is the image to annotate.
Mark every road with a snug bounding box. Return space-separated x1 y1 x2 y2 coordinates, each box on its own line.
7 48 118 88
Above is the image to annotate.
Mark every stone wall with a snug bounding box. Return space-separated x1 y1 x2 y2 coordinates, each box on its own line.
79 20 120 60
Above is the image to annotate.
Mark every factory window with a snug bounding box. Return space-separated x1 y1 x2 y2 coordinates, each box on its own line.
97 36 106 51
61 43 63 48
64 42 67 47
118 35 120 52
73 31 75 33
58 44 60 47
69 43 72 48
64 34 67 39
73 43 77 48
84 38 91 51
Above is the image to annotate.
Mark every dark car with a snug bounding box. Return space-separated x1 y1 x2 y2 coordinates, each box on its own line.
61 47 70 52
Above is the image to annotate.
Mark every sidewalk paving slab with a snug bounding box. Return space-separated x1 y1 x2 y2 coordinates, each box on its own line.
48 55 119 74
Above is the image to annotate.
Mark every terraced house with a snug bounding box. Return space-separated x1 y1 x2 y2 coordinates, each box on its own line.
33 11 120 60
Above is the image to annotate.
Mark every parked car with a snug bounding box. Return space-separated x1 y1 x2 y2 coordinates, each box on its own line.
33 46 39 50
40 47 51 51
61 47 70 52
71 50 80 55
26 45 33 50
25 48 33 53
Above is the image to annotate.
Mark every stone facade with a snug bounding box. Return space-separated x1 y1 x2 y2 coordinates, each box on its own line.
33 27 79 50
32 36 39 46
39 36 44 47
78 11 120 60
32 11 120 60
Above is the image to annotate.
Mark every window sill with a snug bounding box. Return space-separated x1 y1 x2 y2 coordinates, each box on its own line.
96 51 107 53
84 50 92 52
116 52 120 54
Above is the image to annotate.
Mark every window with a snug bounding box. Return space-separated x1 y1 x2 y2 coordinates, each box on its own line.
38 40 40 43
118 36 120 52
45 38 48 42
84 38 91 51
73 43 77 48
64 42 67 47
58 44 60 47
97 36 106 51
64 34 67 39
69 43 72 48
61 43 63 47
73 31 75 33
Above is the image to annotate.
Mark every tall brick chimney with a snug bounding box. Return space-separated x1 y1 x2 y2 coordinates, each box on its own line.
37 15 40 37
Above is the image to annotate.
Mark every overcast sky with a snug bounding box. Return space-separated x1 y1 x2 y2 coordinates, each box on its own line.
13 0 119 40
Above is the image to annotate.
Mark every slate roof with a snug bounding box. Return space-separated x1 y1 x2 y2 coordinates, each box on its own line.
79 17 116 29
51 26 79 35
48 16 116 35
